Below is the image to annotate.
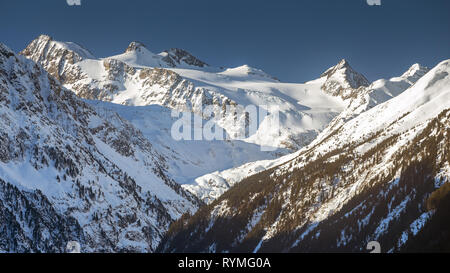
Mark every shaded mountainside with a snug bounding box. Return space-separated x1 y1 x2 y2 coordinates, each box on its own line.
158 60 450 253
20 34 350 152
0 43 200 252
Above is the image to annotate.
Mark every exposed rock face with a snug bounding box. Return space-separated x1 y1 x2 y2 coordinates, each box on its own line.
0 178 84 253
162 48 208 68
321 59 370 99
0 43 200 253
20 35 382 208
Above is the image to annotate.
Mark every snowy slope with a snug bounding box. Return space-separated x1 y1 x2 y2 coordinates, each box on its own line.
8 33 449 254
159 59 450 253
109 41 173 68
21 35 439 208
0 43 200 252
87 100 283 187
21 35 351 152
367 63 429 106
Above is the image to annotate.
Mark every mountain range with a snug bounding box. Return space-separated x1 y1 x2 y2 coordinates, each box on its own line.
0 34 448 252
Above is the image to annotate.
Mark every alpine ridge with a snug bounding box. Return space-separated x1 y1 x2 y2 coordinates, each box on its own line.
0 43 200 252
20 35 351 152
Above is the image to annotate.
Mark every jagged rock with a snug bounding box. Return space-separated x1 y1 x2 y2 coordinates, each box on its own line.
125 41 148 53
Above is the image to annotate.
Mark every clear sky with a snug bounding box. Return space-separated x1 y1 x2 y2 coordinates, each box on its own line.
1 0 449 82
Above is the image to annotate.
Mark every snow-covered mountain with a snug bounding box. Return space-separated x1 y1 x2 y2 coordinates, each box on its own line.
13 34 449 253
319 58 370 99
159 59 450 253
21 35 434 205
21 35 352 152
0 43 200 253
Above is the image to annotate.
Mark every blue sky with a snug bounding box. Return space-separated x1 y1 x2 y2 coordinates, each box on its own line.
1 0 449 82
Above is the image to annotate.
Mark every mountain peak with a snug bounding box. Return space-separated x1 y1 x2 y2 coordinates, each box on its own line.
320 59 370 99
321 59 356 78
125 41 148 53
20 36 96 81
219 64 279 82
